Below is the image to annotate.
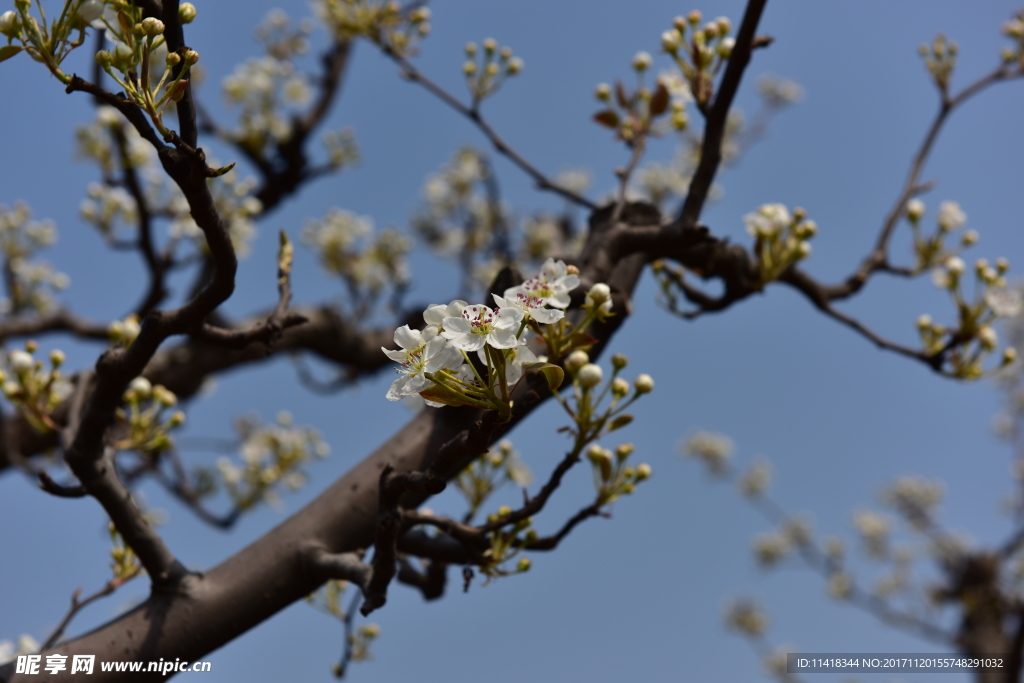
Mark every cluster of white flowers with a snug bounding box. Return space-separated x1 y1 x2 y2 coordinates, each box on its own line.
1003 10 1024 64
316 0 430 55
724 598 767 637
757 74 804 107
744 203 816 285
223 56 304 150
880 476 944 530
919 33 958 91
383 259 583 410
0 343 70 435
80 182 139 238
661 11 735 108
212 412 330 511
462 38 523 102
852 509 890 558
169 166 261 257
912 199 1018 378
0 203 68 315
0 634 40 665
302 208 410 303
682 430 734 476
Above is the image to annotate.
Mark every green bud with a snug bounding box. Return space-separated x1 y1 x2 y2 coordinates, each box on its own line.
178 2 197 24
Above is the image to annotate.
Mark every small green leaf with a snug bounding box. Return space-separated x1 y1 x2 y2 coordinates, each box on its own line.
207 162 236 178
0 45 24 64
593 110 620 129
649 82 669 116
608 414 634 431
523 362 564 391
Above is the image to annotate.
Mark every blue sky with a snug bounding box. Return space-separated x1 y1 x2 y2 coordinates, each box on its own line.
2 1 1024 681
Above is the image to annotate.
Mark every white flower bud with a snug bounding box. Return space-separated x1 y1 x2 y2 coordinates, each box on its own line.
76 0 104 23
634 373 654 394
462 60 477 76
916 314 932 330
482 37 497 53
661 29 681 52
184 49 200 65
636 463 651 480
587 282 611 304
1004 347 1018 364
978 326 998 351
632 51 652 71
577 363 603 388
49 349 65 367
0 11 20 37
564 350 589 373
9 350 33 375
905 198 925 221
945 256 965 276
961 229 979 246
718 37 735 58
595 82 611 101
178 2 197 24
129 376 152 398
506 56 523 75
612 377 630 396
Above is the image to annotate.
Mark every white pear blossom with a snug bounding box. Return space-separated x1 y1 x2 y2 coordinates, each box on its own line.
937 201 966 232
383 326 458 401
492 290 563 325
512 258 580 310
442 304 522 352
423 300 468 332
986 287 1024 318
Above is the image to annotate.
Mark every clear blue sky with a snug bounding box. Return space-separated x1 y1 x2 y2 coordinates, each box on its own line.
2 1 1024 681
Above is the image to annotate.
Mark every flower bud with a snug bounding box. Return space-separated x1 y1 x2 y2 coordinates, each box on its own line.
165 51 181 67
482 37 497 53
612 377 630 396
961 229 979 246
152 385 177 407
905 198 925 222
95 49 113 67
634 373 654 394
661 29 681 52
462 60 477 76
595 82 611 101
794 220 817 239
978 326 998 351
564 349 589 373
485 62 500 77
611 353 628 370
184 49 200 65
945 256 965 276
506 56 523 75
0 11 20 37
632 51 652 71
178 2 197 24
997 257 1010 274
577 363 603 388
1004 347 1018 364
9 350 33 375
587 282 611 304
168 410 186 426
717 37 735 58
141 17 165 36
687 9 702 24
129 376 152 398
517 557 532 572
464 42 477 56
49 349 65 367
716 16 732 34
615 443 634 460
916 314 932 330
497 505 512 517
635 463 651 480
14 0 30 11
